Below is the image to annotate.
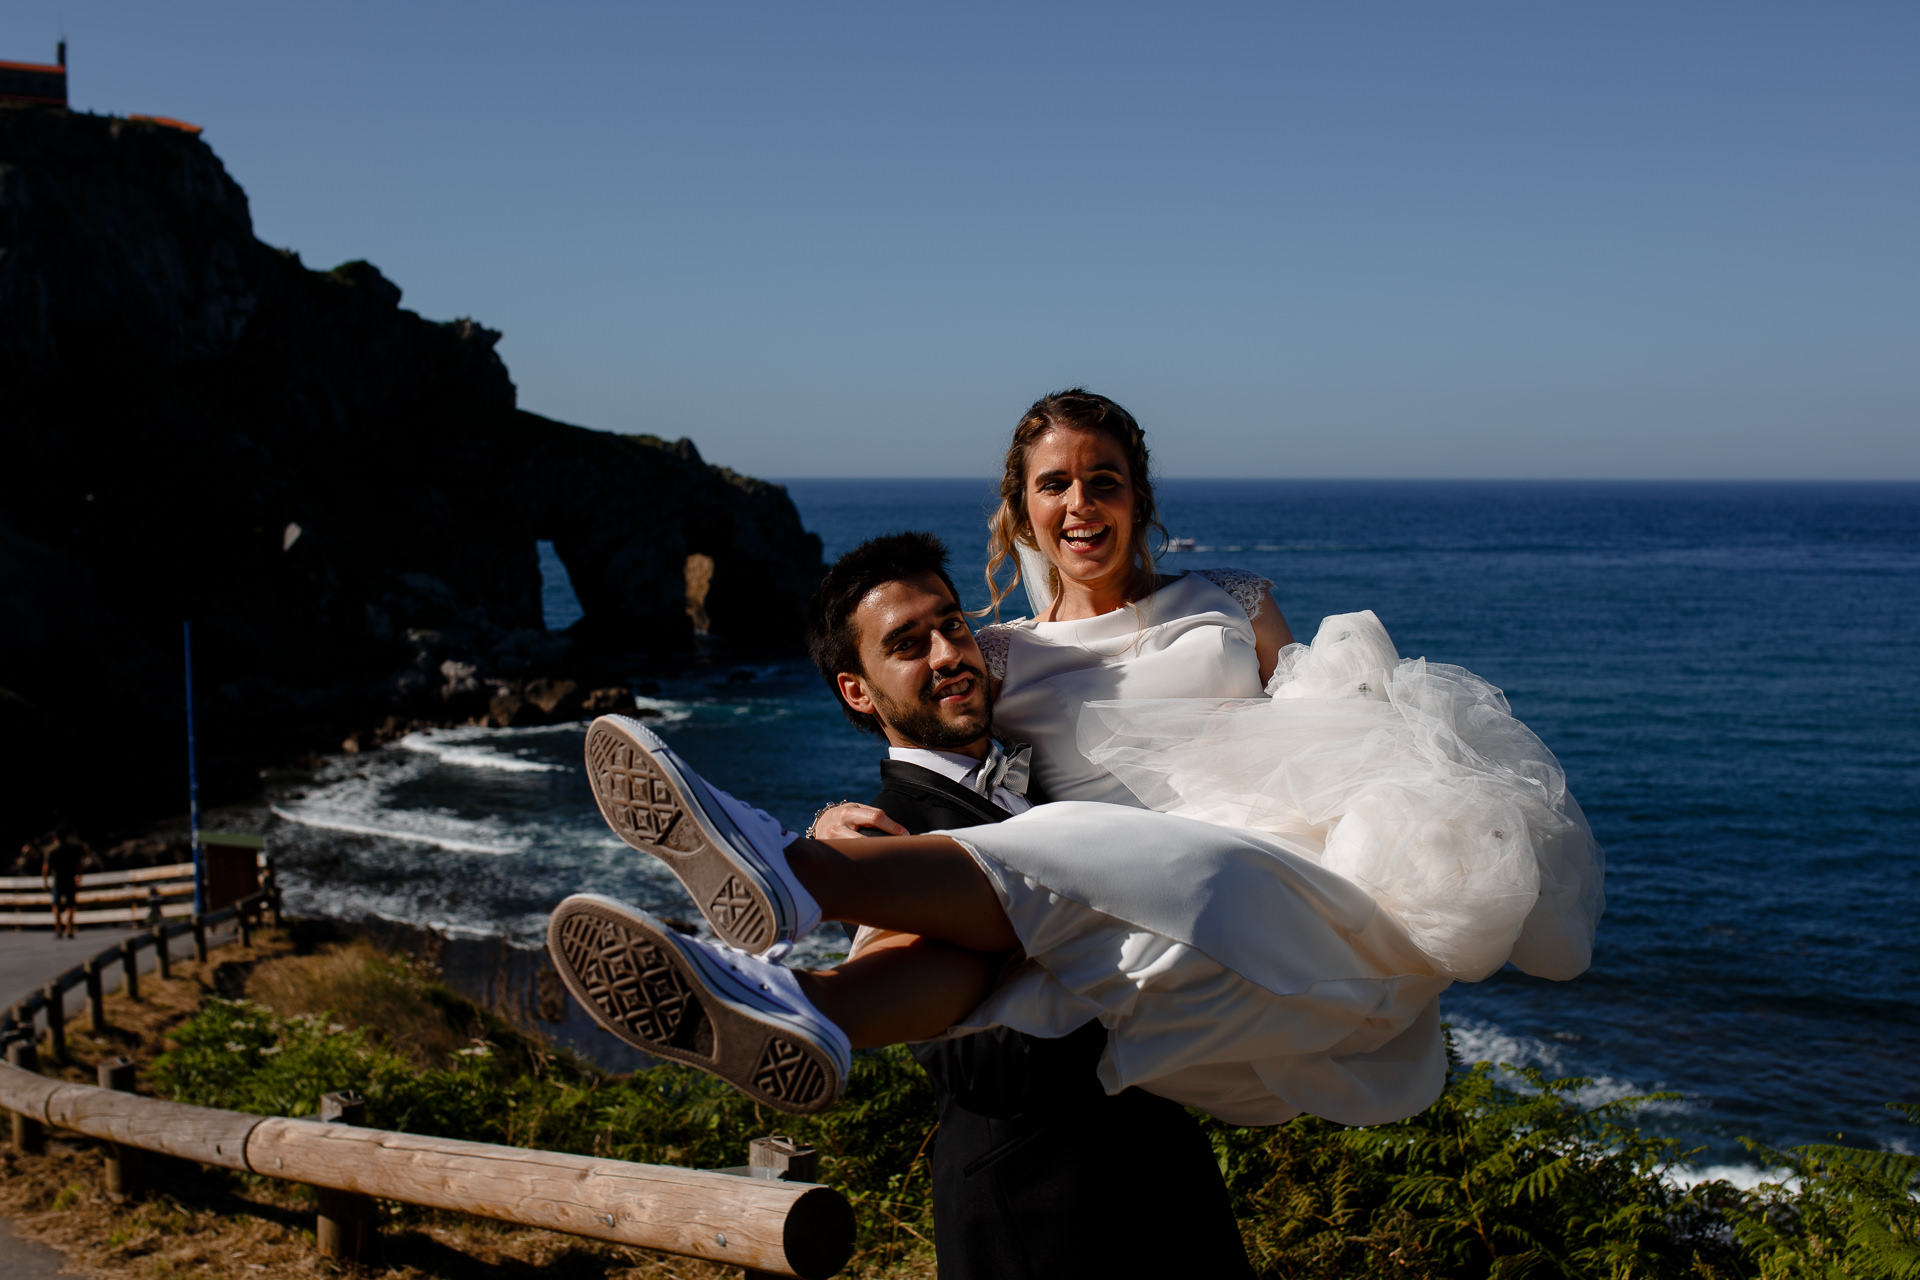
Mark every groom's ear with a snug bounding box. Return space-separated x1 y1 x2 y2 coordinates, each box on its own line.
837 671 878 718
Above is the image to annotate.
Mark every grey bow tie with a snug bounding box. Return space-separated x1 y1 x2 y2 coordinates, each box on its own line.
972 740 1032 800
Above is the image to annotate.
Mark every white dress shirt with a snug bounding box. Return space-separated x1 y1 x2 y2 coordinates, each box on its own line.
847 747 1033 961
887 746 1034 816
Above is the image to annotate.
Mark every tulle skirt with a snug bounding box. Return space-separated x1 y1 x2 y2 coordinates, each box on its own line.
941 611 1605 1127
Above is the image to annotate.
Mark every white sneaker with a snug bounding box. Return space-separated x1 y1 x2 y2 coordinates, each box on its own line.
583 714 822 954
546 894 849 1115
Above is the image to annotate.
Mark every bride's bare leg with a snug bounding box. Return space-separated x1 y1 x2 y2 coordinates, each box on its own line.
785 835 1019 952
796 931 1000 1048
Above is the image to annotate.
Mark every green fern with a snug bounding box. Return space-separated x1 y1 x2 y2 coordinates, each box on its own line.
1207 1048 1741 1279
1724 1103 1920 1280
152 969 1920 1279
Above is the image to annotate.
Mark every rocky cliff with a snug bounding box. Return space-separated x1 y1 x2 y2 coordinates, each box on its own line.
0 105 824 844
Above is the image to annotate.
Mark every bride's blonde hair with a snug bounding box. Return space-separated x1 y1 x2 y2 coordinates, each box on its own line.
983 389 1169 619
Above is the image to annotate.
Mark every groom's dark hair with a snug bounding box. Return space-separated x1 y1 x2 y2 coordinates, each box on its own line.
806 531 962 735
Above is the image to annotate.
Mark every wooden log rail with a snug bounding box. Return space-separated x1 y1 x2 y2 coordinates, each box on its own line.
0 860 202 892
0 852 272 928
0 880 194 908
0 1060 854 1278
0 882 852 1276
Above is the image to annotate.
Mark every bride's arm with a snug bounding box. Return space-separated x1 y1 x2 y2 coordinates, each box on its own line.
1251 586 1293 685
809 802 909 839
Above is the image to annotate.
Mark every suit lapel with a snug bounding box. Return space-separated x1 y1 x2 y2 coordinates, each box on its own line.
878 759 1011 826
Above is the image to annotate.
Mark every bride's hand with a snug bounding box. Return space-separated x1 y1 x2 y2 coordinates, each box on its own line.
807 802 909 839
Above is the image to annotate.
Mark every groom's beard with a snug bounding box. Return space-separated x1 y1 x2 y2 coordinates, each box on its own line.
871 662 992 751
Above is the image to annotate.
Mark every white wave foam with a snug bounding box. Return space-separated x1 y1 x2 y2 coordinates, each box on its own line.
397 730 565 773
1575 1075 1692 1115
1667 1163 1799 1192
632 696 693 724
1448 1016 1692 1115
423 721 588 740
269 804 528 856
1451 1018 1563 1073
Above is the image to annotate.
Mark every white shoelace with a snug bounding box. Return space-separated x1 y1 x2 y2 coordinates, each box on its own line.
704 938 851 1071
707 785 823 943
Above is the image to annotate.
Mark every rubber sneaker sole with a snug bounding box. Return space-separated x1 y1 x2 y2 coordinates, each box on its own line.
546 895 841 1115
584 715 781 953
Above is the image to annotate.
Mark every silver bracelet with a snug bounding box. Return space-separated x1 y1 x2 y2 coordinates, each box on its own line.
805 800 854 839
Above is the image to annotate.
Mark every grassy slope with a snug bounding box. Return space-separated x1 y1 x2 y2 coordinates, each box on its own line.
4 930 1915 1279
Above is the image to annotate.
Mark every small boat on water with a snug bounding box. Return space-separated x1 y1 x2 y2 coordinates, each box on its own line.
1166 537 1196 552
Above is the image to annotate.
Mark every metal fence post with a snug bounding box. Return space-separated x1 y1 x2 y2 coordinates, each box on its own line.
98 1056 139 1198
315 1091 375 1264
191 914 208 964
238 901 253 949
6 1039 44 1154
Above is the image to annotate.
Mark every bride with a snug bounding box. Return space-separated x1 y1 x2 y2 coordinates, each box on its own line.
546 390 1605 1121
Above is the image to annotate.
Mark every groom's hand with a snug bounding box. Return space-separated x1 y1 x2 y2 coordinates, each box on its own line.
808 802 909 840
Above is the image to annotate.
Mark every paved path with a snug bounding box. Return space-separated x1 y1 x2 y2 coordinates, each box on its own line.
0 1215 70 1278
1 923 236 1280
4 924 243 1020
0 927 146 1017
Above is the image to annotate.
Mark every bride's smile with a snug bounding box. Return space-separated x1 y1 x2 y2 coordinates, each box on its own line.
1025 427 1139 614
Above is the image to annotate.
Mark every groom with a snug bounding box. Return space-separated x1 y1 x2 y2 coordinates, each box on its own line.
804 532 1252 1280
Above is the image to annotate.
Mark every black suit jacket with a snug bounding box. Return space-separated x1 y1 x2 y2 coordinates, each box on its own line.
870 759 1252 1280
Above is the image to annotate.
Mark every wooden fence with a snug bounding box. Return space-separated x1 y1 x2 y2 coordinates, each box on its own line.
0 891 855 1278
0 848 274 930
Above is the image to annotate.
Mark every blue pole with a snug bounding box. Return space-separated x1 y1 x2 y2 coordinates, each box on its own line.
184 620 205 915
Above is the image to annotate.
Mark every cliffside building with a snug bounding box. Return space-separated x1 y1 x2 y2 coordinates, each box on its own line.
0 43 66 108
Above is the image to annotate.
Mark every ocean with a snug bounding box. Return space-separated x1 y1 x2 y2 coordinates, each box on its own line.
247 479 1920 1173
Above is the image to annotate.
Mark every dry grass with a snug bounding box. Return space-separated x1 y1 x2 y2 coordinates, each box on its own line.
0 930 866 1279
36 930 286 1085
0 1140 741 1279
242 940 483 1071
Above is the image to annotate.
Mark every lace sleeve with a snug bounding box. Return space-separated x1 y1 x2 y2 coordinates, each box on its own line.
975 625 1013 681
1196 567 1272 622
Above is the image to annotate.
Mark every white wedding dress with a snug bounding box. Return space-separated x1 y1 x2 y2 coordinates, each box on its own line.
941 569 1604 1127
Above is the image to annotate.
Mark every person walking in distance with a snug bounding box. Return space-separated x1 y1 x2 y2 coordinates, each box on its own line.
38 825 88 938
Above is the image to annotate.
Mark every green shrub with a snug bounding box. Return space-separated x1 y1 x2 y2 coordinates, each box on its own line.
1721 1104 1920 1280
1207 1061 1743 1278
153 978 1917 1279
152 994 941 1272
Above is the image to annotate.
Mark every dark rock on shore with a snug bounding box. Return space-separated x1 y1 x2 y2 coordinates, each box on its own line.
0 105 824 848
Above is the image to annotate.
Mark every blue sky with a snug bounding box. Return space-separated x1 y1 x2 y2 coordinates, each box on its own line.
8 2 1915 478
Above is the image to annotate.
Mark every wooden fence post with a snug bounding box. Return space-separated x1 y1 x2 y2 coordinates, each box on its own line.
192 915 208 964
749 1135 820 1182
315 1091 375 1265
743 1135 822 1280
83 959 105 1032
120 937 142 1002
238 901 253 949
6 1039 44 1154
39 983 66 1062
151 925 172 982
98 1056 140 1198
